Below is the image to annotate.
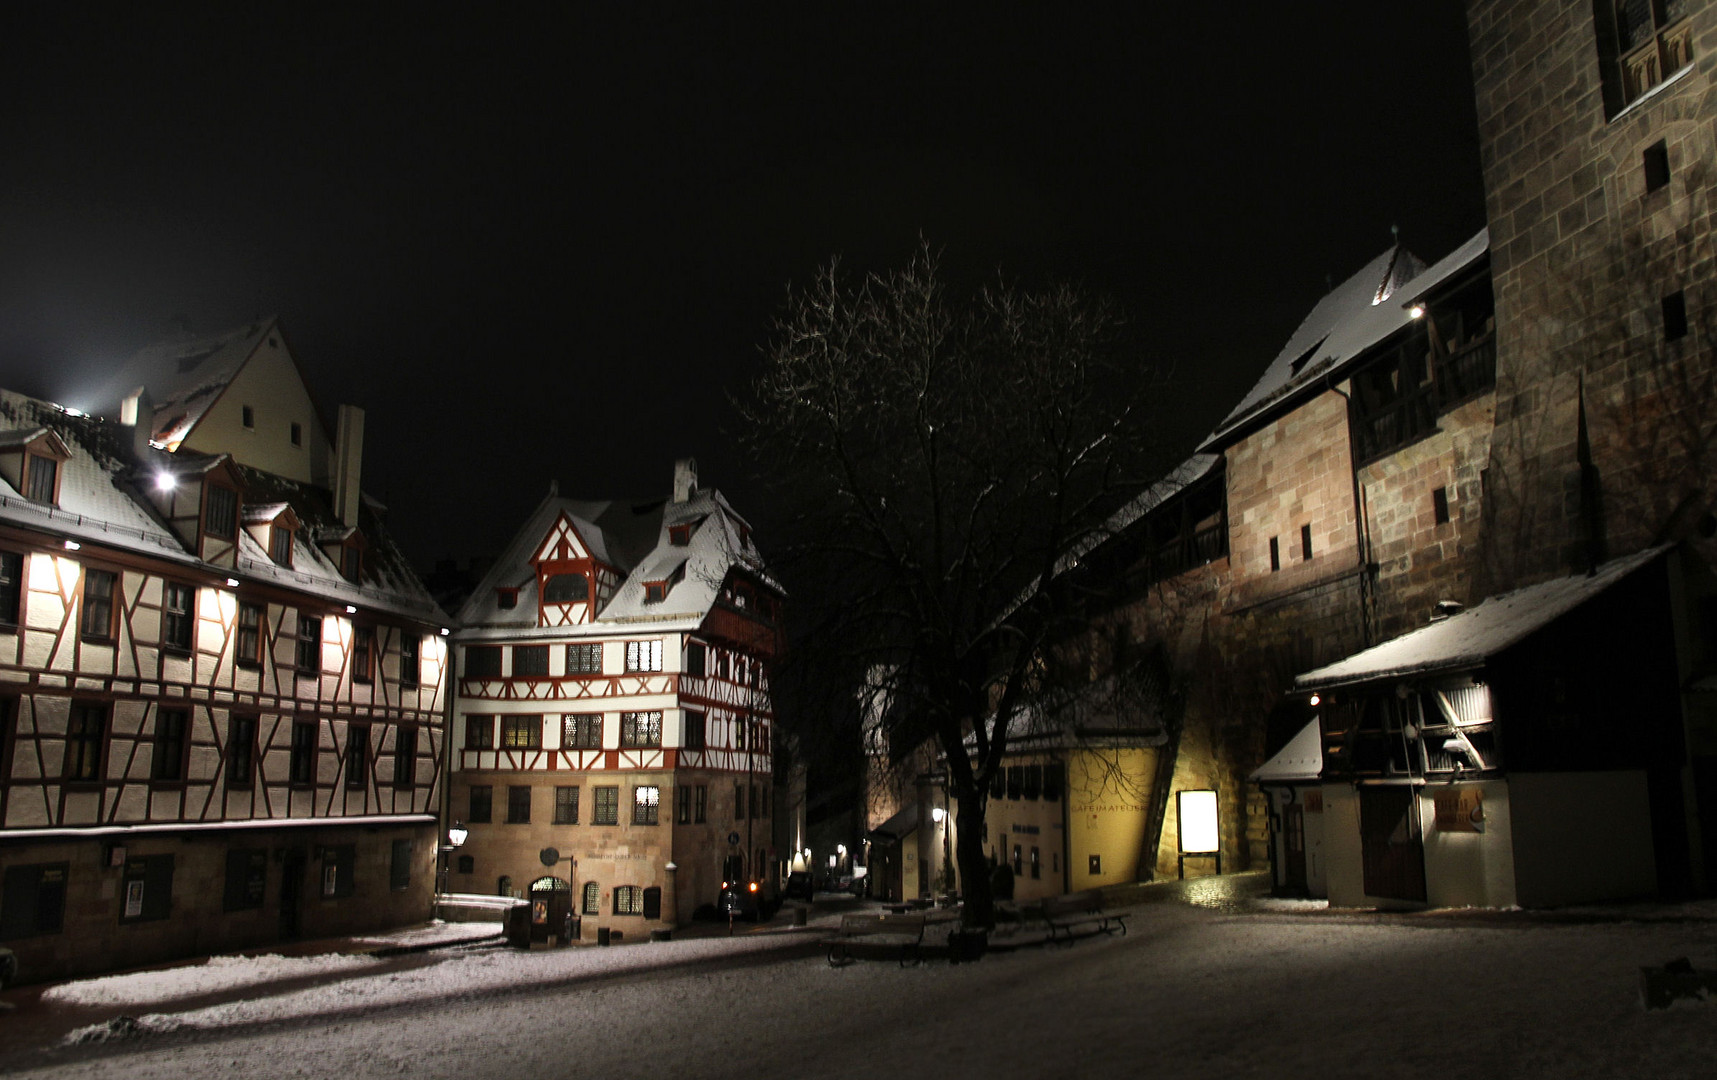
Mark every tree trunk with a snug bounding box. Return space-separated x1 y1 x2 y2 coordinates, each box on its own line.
955 795 994 930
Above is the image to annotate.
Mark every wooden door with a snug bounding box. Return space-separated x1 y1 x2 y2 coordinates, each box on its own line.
1360 785 1426 901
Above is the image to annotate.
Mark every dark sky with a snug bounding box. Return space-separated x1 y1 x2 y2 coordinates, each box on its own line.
0 3 1486 569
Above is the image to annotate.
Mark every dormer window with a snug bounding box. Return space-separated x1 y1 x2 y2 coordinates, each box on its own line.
497 588 518 610
24 454 58 505
340 544 362 583
542 573 588 604
270 525 294 566
204 485 239 540
645 582 666 604
669 523 693 546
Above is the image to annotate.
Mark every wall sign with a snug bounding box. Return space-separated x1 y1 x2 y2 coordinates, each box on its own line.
1433 787 1485 833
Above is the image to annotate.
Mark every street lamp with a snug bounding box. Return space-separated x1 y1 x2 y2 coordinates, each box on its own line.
438 823 468 895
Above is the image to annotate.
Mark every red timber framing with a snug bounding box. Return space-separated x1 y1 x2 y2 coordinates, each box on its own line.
530 512 619 627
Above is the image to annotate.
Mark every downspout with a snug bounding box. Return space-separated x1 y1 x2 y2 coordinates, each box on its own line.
1327 373 1375 649
437 631 458 902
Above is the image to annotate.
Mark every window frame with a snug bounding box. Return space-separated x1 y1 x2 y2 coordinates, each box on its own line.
269 524 293 566
613 884 644 915
468 784 493 824
500 714 543 750
226 714 258 788
288 717 319 787
352 625 374 684
620 710 662 748
465 715 494 750
466 644 503 679
682 709 705 750
391 723 418 789
24 453 59 505
345 723 370 789
150 706 190 783
512 644 550 677
399 633 420 688
592 785 619 826
236 601 264 668
561 712 602 750
63 700 107 784
296 614 322 673
0 549 21 629
582 881 600 915
565 642 602 675
506 784 532 824
633 784 660 825
554 785 580 825
162 581 196 654
80 568 118 643
624 638 663 672
203 483 239 541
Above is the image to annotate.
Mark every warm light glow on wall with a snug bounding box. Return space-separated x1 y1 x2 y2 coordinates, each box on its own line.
1176 789 1220 855
202 584 237 627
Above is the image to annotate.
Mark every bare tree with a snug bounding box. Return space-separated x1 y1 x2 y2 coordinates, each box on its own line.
737 244 1163 929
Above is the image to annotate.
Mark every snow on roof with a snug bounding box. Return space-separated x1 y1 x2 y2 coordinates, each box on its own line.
0 388 445 624
1204 229 1489 448
0 424 51 449
457 484 775 634
1250 718 1323 783
1295 546 1667 690
87 319 276 447
869 803 919 841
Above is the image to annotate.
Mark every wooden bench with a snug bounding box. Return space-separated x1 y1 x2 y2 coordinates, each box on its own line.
826 912 927 967
1041 890 1128 943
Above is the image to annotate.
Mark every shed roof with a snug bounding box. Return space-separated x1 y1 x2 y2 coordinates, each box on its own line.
1249 719 1323 784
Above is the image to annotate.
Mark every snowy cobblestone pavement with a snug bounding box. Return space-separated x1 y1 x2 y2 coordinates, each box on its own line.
3 887 1716 1079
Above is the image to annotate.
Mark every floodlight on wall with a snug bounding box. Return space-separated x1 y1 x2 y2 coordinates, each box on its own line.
63 540 80 551
225 578 240 588
1409 303 1427 319
931 806 945 823
345 605 357 614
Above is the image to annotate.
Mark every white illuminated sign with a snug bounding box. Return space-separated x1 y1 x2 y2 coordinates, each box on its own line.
1177 789 1220 855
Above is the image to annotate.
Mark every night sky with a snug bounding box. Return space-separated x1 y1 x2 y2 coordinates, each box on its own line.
0 4 1486 570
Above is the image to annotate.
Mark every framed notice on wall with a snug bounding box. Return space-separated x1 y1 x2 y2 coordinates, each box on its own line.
1433 787 1485 833
124 879 145 919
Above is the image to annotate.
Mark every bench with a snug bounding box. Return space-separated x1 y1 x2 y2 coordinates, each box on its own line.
1041 890 1128 943
826 913 928 967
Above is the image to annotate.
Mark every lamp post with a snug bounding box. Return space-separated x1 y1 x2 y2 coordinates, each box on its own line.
438 823 468 895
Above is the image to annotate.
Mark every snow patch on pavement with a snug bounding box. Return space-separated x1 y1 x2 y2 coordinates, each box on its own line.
44 954 381 1008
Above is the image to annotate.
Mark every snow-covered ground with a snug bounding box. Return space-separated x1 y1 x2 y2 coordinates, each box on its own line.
8 899 1716 1079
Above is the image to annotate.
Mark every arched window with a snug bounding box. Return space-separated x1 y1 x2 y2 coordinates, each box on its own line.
613 885 643 915
582 881 600 915
543 573 589 604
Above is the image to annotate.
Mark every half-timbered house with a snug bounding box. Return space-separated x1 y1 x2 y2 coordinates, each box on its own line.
449 460 782 940
0 321 448 983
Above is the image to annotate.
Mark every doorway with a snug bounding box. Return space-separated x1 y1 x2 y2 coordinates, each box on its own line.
1283 803 1308 893
529 876 572 942
1359 785 1425 901
279 849 305 939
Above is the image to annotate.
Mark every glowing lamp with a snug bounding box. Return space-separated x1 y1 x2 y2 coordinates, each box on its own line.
837 844 847 856
153 471 177 492
345 605 357 614
748 882 759 893
63 540 81 551
1309 693 1321 707
1409 303 1426 319
440 627 451 636
1176 789 1220 855
225 578 240 588
931 806 945 823
447 825 469 848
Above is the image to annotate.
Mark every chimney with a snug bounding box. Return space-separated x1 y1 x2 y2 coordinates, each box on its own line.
122 388 155 462
673 457 698 503
333 404 365 528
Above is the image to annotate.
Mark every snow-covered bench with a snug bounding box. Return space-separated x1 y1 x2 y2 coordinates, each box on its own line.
1041 890 1128 943
826 912 927 967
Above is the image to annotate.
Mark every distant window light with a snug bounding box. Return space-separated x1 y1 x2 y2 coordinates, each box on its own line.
1644 140 1671 192
1269 536 1281 573
1663 290 1688 341
1300 524 1313 561
1433 486 1451 526
241 405 255 429
625 639 662 672
290 421 303 447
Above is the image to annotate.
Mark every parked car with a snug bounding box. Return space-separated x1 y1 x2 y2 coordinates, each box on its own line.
0 946 17 989
784 871 814 902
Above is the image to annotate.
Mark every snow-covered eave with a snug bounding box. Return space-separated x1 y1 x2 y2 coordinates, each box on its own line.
452 613 707 642
1 812 437 843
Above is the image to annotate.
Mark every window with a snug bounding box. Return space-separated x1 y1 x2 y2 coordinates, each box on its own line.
566 643 602 674
669 523 692 546
236 602 263 667
466 645 503 678
513 644 549 677
0 550 21 627
1664 290 1688 341
1006 766 1022 800
991 769 1005 799
694 785 707 824
241 404 255 429
145 707 188 782
734 781 746 820
554 786 580 824
685 642 706 677
682 709 705 749
1269 537 1281 573
593 785 619 825
507 785 532 824
1030 846 1041 880
390 839 412 892
625 639 662 672
400 634 419 688
582 881 600 915
1089 854 1102 875
468 784 493 823
1595 2 1695 117
162 582 195 652
225 714 256 787
346 723 369 788
496 588 517 609
561 713 602 749
25 454 57 504
289 718 318 786
614 885 644 915
321 845 355 899
0 862 67 939
352 626 374 683
543 573 588 604
1043 762 1064 802
749 783 759 820
204 485 238 540
1644 138 1673 192
1300 524 1313 561
297 615 322 672
676 785 691 824
1012 844 1022 876
81 568 117 642
341 545 362 583
269 525 293 566
120 855 174 922
1023 764 1042 800
392 724 417 788
1432 486 1451 526
644 582 666 604
633 785 660 825
621 711 662 748
501 715 542 750
290 421 303 447
64 701 106 782
465 715 494 749
457 855 474 875
224 849 268 911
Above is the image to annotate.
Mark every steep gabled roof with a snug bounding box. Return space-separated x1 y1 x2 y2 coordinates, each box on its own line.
1204 229 1489 449
88 319 277 449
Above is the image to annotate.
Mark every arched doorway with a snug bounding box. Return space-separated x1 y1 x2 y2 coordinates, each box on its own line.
529 876 573 942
